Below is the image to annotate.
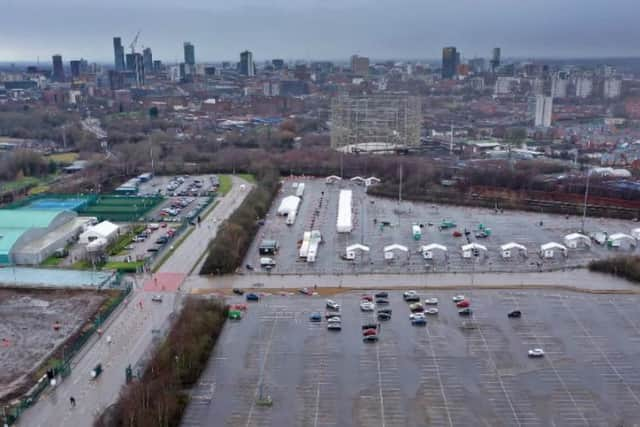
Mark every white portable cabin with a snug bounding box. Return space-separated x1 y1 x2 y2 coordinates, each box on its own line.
306 230 322 263
500 242 527 259
79 221 119 244
345 244 370 260
539 242 567 259
336 190 353 233
383 244 408 260
277 195 301 216
607 233 637 249
421 244 447 260
563 233 591 249
299 231 311 258
632 228 640 240
295 183 305 198
461 243 487 258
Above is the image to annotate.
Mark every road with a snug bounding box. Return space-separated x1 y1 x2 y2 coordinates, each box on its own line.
185 268 640 293
17 176 252 427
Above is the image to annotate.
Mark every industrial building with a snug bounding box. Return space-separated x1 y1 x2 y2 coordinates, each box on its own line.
0 208 93 265
330 94 421 152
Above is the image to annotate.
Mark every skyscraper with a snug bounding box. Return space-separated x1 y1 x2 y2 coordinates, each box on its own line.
272 59 285 70
441 47 458 79
69 60 81 79
143 48 153 74
534 95 553 128
113 37 125 71
490 48 501 72
184 42 195 66
239 50 254 77
51 55 65 82
350 55 370 76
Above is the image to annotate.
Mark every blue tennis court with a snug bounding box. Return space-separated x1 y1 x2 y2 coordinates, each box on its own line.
24 198 88 211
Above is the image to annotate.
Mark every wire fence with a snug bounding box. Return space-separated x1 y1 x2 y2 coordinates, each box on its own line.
1 274 131 426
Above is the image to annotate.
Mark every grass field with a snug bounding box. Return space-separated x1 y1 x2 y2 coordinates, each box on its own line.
46 152 79 164
79 196 162 222
238 173 256 184
217 175 232 196
0 176 40 193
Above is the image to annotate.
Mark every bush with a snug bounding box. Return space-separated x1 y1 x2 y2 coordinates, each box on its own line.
589 256 640 283
95 298 227 427
200 167 280 275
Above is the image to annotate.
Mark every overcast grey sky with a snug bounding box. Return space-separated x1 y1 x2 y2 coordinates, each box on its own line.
1 0 638 63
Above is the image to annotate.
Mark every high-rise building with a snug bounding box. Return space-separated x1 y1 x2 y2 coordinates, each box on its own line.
551 73 568 98
468 58 486 74
272 59 285 70
125 53 145 86
143 48 153 74
604 78 622 99
575 76 593 98
239 50 254 76
534 95 553 128
153 60 162 72
51 55 65 82
490 48 501 72
350 55 370 76
113 37 125 71
184 42 195 66
441 47 458 79
69 60 82 79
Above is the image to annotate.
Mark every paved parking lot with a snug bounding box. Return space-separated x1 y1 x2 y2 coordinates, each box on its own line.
182 290 640 427
245 178 639 275
138 174 216 222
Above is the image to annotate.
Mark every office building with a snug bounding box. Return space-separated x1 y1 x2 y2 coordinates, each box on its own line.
184 42 195 66
441 47 458 79
350 55 370 76
125 53 144 86
468 58 486 74
604 78 622 99
153 60 162 72
143 48 153 74
534 95 553 128
494 76 518 95
113 37 125 71
272 59 285 70
69 60 82 79
490 48 501 72
51 55 65 82
239 50 254 76
551 74 568 98
575 76 593 98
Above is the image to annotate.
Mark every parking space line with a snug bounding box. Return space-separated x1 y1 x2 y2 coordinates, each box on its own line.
375 343 386 427
424 328 454 427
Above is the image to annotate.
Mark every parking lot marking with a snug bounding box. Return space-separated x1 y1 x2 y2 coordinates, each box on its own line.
375 343 386 427
425 327 454 427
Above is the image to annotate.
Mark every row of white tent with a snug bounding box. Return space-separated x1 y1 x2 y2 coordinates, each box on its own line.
326 175 381 187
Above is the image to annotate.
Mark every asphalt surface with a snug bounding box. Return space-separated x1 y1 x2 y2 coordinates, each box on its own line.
243 179 639 275
185 269 640 293
182 290 640 427
16 176 252 427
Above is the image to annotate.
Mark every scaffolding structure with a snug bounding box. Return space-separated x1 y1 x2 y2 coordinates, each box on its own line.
330 94 421 152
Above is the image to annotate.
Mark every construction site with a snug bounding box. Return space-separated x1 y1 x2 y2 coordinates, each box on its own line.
330 94 421 153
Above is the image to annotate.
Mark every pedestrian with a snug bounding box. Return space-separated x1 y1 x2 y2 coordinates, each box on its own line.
70 396 76 407
106 335 112 345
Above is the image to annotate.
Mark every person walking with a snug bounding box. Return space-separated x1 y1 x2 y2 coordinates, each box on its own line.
69 396 76 407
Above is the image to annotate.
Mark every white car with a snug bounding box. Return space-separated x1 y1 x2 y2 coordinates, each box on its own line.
327 321 342 331
424 298 439 305
151 295 163 303
326 299 340 310
424 308 439 315
452 295 465 302
403 290 418 298
409 313 426 321
360 301 376 312
528 348 545 358
327 316 341 323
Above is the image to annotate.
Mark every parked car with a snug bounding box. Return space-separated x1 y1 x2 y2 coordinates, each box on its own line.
424 298 439 305
246 293 260 302
375 291 389 298
326 316 341 323
327 321 342 331
309 313 322 322
362 328 378 336
528 348 545 358
456 300 470 308
156 236 169 245
147 247 159 253
458 308 473 316
411 313 427 326
409 303 424 313
377 312 392 321
377 308 392 315
363 334 379 342
325 312 342 320
360 301 375 312
375 298 389 305
151 295 163 303
326 299 340 310
452 295 465 302
232 288 244 295
508 310 522 318
424 308 439 315
403 290 419 301
360 295 374 302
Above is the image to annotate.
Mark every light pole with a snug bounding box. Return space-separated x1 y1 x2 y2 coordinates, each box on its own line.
581 169 592 234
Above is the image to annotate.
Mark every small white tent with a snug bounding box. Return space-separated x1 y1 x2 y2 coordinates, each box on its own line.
421 243 447 260
564 233 591 249
325 175 342 184
461 243 487 258
383 244 408 260
540 242 567 259
345 243 370 260
632 228 640 240
277 196 301 216
79 221 119 244
500 242 527 259
607 233 636 249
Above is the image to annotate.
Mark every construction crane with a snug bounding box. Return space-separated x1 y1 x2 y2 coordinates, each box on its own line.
129 30 141 54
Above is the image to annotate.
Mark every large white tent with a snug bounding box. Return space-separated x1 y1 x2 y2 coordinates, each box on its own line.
631 228 640 240
421 243 447 260
383 244 408 260
540 242 567 258
79 221 119 245
607 233 636 249
345 243 370 260
500 242 527 259
564 233 591 249
461 243 487 258
336 190 353 233
277 196 301 216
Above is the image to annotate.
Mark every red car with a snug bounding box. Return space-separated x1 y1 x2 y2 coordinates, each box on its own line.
231 303 248 311
456 300 470 308
362 328 378 337
361 295 373 302
452 231 462 237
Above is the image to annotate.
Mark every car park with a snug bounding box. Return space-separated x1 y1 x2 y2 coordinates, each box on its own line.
326 299 340 310
508 310 522 318
360 301 375 311
309 313 322 322
456 300 470 308
452 295 465 302
424 298 439 305
246 293 260 302
528 348 545 358
458 308 473 316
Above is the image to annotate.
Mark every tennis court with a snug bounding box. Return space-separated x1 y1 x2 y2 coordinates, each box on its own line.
24 197 89 211
79 195 162 222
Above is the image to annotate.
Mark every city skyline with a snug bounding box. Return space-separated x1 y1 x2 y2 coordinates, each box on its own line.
1 0 639 62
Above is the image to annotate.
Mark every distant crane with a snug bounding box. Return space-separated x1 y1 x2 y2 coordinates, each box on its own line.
129 30 141 54
128 30 143 87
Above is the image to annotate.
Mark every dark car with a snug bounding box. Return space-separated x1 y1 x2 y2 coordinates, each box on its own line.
362 323 378 331
404 294 420 302
363 334 379 343
375 298 389 305
325 312 342 320
377 312 392 321
156 236 169 245
309 313 322 322
458 308 473 316
508 310 522 318
232 288 244 295
375 291 389 298
378 308 392 315
147 247 159 253
246 293 260 302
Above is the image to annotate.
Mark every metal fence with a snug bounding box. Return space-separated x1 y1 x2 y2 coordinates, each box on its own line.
1 274 131 426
